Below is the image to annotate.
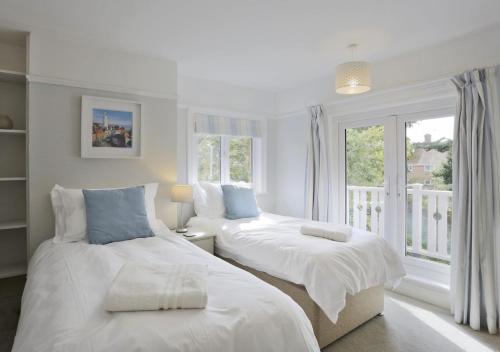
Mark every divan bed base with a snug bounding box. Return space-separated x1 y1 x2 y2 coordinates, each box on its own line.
221 257 384 349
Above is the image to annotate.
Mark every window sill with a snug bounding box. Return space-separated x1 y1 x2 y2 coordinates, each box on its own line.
389 274 450 309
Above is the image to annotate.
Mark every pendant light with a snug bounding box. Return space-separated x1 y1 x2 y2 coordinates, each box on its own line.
335 44 371 95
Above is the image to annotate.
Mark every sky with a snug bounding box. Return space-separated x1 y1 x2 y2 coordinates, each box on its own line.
93 108 133 127
406 116 454 143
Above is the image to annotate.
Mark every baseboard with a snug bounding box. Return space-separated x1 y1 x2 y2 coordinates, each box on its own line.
387 275 450 310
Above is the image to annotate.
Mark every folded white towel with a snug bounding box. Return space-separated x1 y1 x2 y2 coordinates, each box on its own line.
300 223 352 242
105 263 208 312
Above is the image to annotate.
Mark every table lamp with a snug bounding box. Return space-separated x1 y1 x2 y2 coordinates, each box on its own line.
171 184 193 233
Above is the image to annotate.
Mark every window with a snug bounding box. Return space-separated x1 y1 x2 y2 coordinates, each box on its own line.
197 135 221 183
196 134 255 186
407 164 414 172
424 164 433 172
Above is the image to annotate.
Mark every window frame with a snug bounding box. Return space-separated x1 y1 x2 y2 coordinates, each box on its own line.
186 108 267 193
195 134 256 185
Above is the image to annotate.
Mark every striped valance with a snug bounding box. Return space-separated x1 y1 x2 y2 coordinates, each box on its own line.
194 114 262 137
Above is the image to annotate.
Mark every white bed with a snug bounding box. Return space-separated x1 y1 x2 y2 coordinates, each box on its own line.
188 212 406 325
13 226 320 352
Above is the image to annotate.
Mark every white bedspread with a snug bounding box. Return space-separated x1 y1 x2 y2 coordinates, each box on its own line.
188 213 406 323
13 228 319 352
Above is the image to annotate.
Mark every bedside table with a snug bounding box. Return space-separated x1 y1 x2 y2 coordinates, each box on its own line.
179 228 216 254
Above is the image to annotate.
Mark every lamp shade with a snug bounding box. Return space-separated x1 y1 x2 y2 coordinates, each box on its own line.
335 61 371 95
170 184 193 203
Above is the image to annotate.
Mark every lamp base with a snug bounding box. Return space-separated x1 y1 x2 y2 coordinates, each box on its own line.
176 227 188 234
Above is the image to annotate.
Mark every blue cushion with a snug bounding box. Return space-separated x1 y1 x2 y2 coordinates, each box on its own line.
221 185 259 220
83 186 154 245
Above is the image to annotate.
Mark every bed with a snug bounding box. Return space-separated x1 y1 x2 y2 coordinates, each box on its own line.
188 212 406 348
12 225 320 352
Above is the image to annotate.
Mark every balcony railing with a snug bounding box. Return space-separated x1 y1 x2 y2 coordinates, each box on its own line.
347 184 452 263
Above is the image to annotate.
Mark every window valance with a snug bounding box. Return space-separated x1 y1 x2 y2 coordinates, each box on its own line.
194 114 262 138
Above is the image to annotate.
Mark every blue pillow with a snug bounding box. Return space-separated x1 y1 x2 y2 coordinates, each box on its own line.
221 185 259 220
83 186 154 245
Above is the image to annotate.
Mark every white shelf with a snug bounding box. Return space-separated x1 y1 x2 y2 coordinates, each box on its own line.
0 129 26 135
0 220 26 231
0 262 26 279
0 69 26 83
0 177 26 182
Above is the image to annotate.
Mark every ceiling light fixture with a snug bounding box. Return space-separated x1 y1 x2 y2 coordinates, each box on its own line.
335 44 371 95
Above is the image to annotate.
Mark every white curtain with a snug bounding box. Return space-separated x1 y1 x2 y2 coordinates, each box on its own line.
305 105 330 221
451 66 500 334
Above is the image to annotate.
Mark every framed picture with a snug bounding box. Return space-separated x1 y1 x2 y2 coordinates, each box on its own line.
81 96 142 158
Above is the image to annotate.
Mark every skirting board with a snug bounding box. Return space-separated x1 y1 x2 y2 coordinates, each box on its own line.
388 275 450 309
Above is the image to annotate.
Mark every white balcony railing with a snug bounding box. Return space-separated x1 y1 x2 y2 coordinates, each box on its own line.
347 184 452 263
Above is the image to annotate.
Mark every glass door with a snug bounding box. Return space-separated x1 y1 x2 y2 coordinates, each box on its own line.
398 115 454 265
340 117 397 242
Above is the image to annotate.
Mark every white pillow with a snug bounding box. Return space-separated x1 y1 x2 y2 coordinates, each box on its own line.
50 183 159 243
193 182 225 218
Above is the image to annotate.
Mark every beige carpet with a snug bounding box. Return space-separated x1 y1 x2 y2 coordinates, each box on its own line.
323 291 500 352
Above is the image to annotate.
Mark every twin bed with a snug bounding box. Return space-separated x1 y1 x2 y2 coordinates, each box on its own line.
189 212 405 347
13 183 405 351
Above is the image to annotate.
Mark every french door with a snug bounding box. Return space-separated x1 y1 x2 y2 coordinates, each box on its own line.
340 109 454 283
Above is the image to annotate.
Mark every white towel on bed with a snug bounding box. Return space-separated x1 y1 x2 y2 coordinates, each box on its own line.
300 223 352 242
105 262 208 312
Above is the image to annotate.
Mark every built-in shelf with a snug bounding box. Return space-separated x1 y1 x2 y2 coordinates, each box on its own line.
0 262 26 279
0 129 26 135
0 177 26 182
0 69 26 83
0 220 27 231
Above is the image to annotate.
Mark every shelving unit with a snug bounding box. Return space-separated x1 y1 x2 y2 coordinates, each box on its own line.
0 129 26 135
0 33 28 279
0 220 27 230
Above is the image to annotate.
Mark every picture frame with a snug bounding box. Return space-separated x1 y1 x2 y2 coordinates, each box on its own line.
81 96 142 158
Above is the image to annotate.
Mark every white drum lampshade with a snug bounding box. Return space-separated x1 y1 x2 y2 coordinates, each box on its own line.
170 184 193 203
335 44 372 95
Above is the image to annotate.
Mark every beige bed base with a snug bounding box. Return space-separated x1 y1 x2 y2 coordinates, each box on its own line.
222 257 384 349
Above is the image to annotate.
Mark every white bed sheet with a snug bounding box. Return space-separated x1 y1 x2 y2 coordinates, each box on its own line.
13 228 319 352
188 213 406 324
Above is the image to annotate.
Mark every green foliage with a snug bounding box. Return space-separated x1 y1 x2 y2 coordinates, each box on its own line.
197 135 221 182
433 151 452 187
229 137 252 183
346 126 385 187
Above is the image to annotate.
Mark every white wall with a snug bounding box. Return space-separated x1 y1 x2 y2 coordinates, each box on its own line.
27 31 178 255
268 115 308 217
177 75 276 212
28 31 177 98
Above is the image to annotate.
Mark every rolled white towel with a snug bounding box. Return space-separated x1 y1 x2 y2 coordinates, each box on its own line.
105 262 208 312
300 223 352 242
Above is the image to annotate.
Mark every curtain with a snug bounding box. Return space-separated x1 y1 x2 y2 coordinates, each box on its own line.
194 113 262 137
305 105 330 221
451 66 500 334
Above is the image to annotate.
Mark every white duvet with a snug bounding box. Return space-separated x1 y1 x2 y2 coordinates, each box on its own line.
188 213 406 324
13 228 319 352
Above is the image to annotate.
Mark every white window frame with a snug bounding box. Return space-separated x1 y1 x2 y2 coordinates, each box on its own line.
186 108 267 193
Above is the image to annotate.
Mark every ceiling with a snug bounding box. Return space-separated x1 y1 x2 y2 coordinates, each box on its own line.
1 0 500 91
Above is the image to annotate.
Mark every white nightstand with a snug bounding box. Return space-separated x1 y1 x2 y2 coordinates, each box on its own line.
179 228 216 254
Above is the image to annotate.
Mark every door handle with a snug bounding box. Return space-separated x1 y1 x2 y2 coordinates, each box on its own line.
385 177 390 196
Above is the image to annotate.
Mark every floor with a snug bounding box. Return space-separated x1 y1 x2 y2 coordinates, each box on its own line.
324 291 500 352
0 278 498 352
0 276 24 352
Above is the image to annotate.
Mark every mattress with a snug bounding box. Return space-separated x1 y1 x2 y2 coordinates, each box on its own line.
188 212 406 324
12 228 320 352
